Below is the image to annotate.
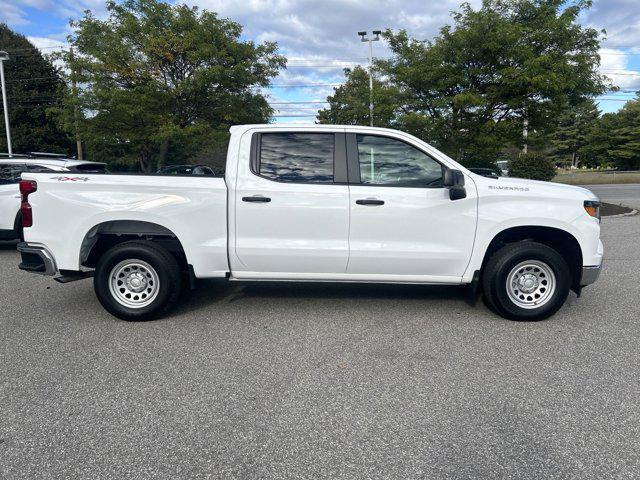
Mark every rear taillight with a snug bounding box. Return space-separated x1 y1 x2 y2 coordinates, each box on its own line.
584 200 601 221
20 180 37 228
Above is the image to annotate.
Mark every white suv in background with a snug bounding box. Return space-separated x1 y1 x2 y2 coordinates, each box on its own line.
0 154 106 241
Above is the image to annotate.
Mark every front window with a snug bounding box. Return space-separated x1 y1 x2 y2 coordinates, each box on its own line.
356 134 443 187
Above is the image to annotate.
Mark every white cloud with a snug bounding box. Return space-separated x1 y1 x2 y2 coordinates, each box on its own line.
1 0 108 29
599 48 640 92
193 0 481 60
26 35 67 50
4 0 640 123
583 0 640 48
0 2 31 26
188 0 486 122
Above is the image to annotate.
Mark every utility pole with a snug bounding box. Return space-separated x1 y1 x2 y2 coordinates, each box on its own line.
357 30 381 127
70 48 83 160
0 51 12 156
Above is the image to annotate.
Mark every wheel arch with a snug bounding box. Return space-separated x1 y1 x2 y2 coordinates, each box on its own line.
480 225 583 290
79 220 189 271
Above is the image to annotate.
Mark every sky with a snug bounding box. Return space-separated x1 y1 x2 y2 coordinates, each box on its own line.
2 0 640 123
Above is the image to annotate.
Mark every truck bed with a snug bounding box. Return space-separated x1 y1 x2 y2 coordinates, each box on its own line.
21 173 229 278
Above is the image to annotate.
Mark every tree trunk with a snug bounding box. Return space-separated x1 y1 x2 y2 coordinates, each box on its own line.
138 149 150 173
157 138 170 171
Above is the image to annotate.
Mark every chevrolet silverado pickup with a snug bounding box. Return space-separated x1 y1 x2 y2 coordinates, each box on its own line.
17 125 603 321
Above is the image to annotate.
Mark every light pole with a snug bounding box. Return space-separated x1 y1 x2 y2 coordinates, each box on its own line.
0 51 12 156
357 30 381 127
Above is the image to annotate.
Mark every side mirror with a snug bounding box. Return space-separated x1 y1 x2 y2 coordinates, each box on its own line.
443 169 467 200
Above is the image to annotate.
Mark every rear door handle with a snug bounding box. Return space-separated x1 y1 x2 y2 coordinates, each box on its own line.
242 195 271 203
356 199 384 206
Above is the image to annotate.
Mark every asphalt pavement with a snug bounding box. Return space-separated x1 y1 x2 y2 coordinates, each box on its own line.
1 214 639 479
583 183 640 210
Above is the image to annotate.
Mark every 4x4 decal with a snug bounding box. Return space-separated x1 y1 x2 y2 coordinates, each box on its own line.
51 176 90 182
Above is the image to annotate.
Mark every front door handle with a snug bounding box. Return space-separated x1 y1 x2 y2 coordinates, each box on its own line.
242 195 271 203
356 199 384 206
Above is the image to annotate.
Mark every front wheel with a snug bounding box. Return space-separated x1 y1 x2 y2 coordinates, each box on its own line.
94 241 182 321
482 241 572 321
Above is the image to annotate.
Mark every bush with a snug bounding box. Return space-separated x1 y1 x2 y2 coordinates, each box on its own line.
508 153 556 181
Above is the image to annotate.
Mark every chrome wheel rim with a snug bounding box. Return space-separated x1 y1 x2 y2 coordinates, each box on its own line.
108 259 160 309
506 260 556 309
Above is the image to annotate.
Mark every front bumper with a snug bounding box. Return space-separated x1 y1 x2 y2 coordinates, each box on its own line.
17 242 57 276
580 264 602 287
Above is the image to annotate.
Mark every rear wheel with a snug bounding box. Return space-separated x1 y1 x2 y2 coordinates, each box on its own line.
482 241 571 321
94 241 182 321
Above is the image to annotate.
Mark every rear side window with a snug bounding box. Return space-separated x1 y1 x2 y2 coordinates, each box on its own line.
25 164 57 173
71 163 107 173
0 164 25 184
257 133 334 183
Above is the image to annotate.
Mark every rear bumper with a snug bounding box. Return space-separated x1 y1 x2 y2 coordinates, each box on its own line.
17 242 57 276
580 264 602 287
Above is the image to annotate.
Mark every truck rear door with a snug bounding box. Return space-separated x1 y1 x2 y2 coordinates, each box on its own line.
233 130 350 276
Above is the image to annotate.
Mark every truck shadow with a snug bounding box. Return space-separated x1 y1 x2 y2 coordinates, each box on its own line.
0 240 18 250
170 278 474 318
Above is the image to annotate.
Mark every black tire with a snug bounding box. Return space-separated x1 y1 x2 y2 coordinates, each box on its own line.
482 241 572 321
94 240 182 321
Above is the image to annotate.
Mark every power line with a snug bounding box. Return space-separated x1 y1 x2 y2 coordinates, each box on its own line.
601 71 640 76
267 83 341 88
2 50 68 58
594 98 636 102
2 45 69 53
269 101 329 105
5 76 61 84
285 64 359 68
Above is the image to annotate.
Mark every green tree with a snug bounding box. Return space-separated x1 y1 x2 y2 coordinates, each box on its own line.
580 112 619 168
355 0 610 167
579 95 640 170
549 99 600 168
317 66 401 127
0 24 73 154
508 152 556 180
61 0 286 171
606 96 640 170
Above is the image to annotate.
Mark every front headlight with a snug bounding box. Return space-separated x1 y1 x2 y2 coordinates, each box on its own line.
584 200 601 222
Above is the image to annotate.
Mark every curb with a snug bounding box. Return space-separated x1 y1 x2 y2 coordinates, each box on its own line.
603 209 638 219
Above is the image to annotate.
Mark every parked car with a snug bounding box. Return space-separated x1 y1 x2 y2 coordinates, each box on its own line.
158 164 215 175
468 167 501 179
496 160 510 176
17 125 602 322
0 154 106 241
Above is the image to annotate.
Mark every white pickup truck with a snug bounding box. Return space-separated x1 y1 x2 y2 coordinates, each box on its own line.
17 125 603 321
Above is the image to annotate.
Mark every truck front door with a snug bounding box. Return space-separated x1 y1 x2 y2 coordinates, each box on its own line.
346 133 477 282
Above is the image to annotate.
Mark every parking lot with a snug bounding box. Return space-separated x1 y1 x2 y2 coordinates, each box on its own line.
1 214 639 479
